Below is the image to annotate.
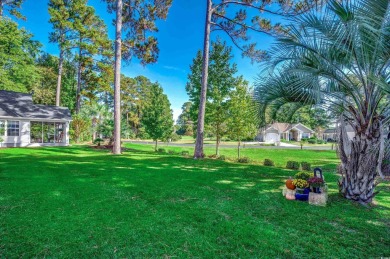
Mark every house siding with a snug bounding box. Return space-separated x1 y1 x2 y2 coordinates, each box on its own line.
0 119 70 147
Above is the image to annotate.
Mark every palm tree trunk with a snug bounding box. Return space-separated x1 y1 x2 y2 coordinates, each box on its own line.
338 118 385 204
194 0 212 159
112 0 123 155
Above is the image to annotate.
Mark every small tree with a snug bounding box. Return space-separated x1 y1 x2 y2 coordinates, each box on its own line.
227 79 258 158
141 83 173 151
70 114 90 143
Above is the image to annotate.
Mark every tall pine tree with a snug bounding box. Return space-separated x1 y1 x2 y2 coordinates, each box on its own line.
103 0 172 154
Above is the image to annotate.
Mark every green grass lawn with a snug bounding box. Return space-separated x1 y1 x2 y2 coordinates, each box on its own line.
0 145 389 257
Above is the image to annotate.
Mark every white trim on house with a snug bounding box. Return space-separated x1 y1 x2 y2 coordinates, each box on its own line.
0 118 70 148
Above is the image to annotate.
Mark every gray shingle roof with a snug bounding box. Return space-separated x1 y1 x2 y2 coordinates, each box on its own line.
0 90 72 121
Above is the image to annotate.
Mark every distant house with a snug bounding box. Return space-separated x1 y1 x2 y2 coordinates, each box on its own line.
0 90 72 147
256 123 314 142
322 125 355 141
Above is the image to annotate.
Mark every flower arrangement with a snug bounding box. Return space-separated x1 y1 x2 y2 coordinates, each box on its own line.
308 177 325 188
294 172 313 181
292 179 309 189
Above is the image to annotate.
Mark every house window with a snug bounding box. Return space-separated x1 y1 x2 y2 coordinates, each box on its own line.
7 121 19 136
302 133 310 138
0 120 5 136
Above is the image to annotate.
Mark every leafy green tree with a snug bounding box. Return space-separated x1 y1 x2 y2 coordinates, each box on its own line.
0 18 41 92
0 0 25 19
141 83 173 151
227 79 258 158
187 40 240 156
103 0 172 154
176 102 193 136
31 53 77 111
256 0 390 204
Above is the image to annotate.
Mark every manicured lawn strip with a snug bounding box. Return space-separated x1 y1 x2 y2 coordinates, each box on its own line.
125 143 339 172
0 145 389 257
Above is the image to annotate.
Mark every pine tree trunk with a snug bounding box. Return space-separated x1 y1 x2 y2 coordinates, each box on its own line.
112 0 123 155
55 36 64 107
0 1 3 17
76 37 82 114
155 140 157 151
194 0 212 159
338 118 385 205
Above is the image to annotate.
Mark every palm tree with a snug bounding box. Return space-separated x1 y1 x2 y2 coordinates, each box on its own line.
255 0 390 205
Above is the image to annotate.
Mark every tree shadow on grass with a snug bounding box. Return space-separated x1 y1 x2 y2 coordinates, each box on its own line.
0 146 389 258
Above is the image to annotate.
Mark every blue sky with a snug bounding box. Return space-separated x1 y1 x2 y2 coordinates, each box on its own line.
16 0 276 120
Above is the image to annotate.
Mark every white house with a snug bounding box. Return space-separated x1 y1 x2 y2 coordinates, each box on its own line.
256 122 314 143
0 90 72 147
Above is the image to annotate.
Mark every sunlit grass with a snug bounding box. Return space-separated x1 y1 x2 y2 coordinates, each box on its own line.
0 145 389 257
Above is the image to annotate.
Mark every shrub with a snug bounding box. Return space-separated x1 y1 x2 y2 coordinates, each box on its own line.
295 171 313 181
286 161 300 170
308 139 317 144
301 162 311 171
264 159 275 166
181 151 189 156
218 155 226 161
317 139 325 144
168 150 176 154
170 133 182 142
93 138 104 146
237 157 250 163
157 148 166 153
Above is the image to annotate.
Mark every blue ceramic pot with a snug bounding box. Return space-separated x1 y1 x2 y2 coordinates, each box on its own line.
295 188 310 201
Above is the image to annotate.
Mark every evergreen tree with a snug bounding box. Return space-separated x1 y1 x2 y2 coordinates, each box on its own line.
0 0 25 19
70 0 112 113
48 0 74 106
141 83 173 151
103 0 172 154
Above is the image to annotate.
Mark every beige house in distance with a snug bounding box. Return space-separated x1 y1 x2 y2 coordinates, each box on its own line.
256 122 314 143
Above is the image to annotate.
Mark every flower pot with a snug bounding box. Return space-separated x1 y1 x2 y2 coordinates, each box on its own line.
312 187 321 193
295 187 310 201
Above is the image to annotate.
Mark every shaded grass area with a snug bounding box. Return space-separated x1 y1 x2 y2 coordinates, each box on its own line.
0 145 389 258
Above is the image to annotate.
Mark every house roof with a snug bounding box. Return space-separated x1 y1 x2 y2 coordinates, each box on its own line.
266 122 314 133
0 90 72 121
